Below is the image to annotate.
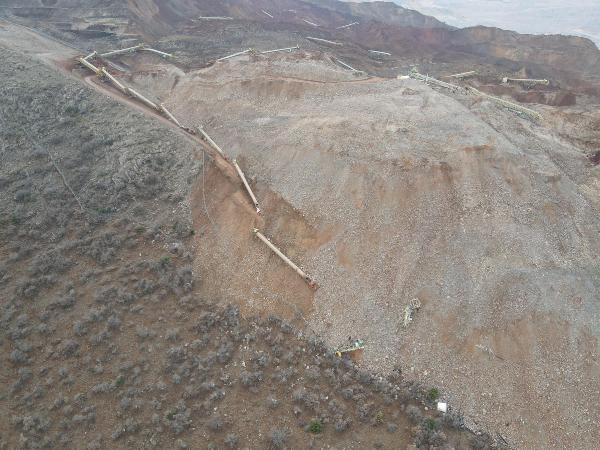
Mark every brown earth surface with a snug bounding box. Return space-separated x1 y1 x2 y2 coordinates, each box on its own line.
0 21 490 450
1 1 600 448
116 50 600 449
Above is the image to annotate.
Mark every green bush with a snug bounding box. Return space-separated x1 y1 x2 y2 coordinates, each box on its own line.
308 419 323 434
427 387 440 402
425 418 438 431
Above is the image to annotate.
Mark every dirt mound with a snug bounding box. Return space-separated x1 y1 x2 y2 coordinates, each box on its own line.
127 53 600 449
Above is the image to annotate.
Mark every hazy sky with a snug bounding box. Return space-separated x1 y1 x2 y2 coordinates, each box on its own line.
351 0 600 45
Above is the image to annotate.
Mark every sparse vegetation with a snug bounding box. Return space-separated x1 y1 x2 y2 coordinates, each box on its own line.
114 375 125 388
425 418 438 431
269 427 289 449
0 39 493 450
308 418 323 433
224 432 239 448
427 387 440 402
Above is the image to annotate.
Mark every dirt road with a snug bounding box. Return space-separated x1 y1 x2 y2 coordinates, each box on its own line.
0 19 238 183
0 19 325 324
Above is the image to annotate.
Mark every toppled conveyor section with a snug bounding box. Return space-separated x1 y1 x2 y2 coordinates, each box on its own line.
407 69 542 121
76 47 321 290
99 43 174 59
253 228 317 289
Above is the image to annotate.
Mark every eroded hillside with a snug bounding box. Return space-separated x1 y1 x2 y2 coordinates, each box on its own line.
3 0 600 100
1 1 599 449
0 32 493 450
118 50 600 449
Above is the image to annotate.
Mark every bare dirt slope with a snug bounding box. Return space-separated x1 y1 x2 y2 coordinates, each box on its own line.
123 52 600 449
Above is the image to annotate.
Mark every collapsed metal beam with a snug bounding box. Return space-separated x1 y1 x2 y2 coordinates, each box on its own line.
303 19 319 27
368 50 391 56
253 229 317 289
78 57 101 75
196 127 227 158
335 58 359 72
216 49 252 62
466 86 542 121
197 16 233 20
100 44 144 58
80 60 167 118
159 103 182 127
83 51 97 61
502 77 549 86
142 47 174 59
409 70 462 91
261 45 300 54
125 87 160 111
444 70 476 79
262 10 273 18
99 67 127 94
233 159 261 213
306 36 342 46
336 21 359 30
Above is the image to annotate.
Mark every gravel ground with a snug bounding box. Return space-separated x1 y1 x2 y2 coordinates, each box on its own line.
129 53 600 449
0 32 491 450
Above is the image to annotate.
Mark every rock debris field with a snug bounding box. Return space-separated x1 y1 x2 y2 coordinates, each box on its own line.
126 52 600 449
1 14 599 448
0 25 492 450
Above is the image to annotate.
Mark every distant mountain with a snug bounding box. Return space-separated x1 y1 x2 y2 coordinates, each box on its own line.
302 0 451 29
0 0 448 35
387 0 600 47
2 0 599 88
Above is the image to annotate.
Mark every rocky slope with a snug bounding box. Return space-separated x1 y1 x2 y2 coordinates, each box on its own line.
124 50 599 449
0 35 493 449
1 1 599 449
303 0 450 29
3 0 600 102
